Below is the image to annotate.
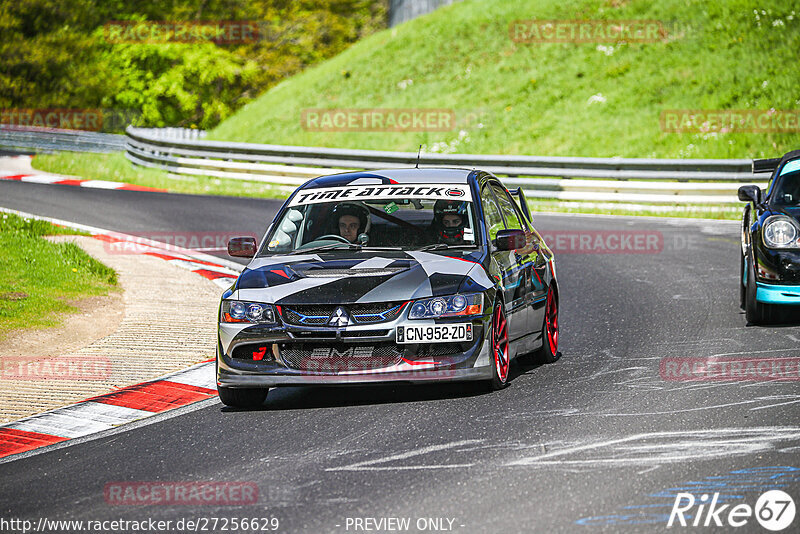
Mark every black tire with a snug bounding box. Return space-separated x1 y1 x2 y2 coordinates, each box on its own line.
745 253 774 325
487 302 510 391
532 284 559 364
739 253 746 310
218 386 268 408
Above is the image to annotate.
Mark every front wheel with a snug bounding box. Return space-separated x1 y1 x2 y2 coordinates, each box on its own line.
745 254 775 325
218 386 269 408
487 303 510 390
533 285 559 364
739 253 746 310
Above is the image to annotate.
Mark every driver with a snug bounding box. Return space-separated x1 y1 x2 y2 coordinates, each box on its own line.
330 202 370 243
433 200 468 245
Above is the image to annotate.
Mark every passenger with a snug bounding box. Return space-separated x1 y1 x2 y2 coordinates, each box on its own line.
433 200 468 245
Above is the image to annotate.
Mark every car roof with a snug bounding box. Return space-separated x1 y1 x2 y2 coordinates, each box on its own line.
303 167 475 189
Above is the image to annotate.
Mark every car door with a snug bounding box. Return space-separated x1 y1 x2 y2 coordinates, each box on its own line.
479 183 516 336
490 183 536 341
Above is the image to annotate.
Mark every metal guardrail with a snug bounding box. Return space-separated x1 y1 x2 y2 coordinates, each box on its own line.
0 124 768 203
0 125 126 153
124 126 765 204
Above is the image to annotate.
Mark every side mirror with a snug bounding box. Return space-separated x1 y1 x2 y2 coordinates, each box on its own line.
738 185 762 205
227 237 257 258
495 229 526 251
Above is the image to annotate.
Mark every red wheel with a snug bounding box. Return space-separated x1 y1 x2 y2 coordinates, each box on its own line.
535 285 559 364
488 303 510 389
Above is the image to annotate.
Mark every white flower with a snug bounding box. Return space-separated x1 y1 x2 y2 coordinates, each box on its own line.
772 19 785 26
587 93 607 105
397 79 413 90
596 44 615 56
762 80 769 88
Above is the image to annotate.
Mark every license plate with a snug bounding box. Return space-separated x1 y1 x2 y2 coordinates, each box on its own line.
397 324 473 344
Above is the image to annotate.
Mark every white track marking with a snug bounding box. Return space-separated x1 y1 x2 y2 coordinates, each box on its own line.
506 427 800 467
7 412 113 439
19 175 61 184
326 439 481 472
167 362 216 390
79 180 126 189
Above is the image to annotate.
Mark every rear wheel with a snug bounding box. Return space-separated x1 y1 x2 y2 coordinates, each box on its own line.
218 386 268 408
487 303 510 390
533 285 559 364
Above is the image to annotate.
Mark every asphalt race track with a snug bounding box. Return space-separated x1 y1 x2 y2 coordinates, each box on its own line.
1 181 799 533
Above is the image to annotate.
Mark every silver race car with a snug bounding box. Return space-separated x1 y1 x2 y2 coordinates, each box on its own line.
217 168 559 407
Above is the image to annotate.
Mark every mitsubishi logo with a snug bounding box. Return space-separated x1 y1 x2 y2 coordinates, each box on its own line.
328 307 351 327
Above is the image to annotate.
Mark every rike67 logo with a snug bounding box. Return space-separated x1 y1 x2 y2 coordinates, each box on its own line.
668 490 795 531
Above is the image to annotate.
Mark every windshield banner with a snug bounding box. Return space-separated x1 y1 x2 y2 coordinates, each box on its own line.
288 184 472 206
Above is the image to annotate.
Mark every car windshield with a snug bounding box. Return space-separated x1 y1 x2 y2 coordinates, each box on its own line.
773 168 800 206
262 184 479 254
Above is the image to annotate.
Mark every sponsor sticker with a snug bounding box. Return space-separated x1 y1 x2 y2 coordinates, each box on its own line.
288 184 472 207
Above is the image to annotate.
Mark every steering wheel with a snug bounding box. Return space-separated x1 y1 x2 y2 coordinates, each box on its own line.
313 234 351 244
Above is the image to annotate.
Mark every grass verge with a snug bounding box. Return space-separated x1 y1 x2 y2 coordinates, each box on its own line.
0 212 118 338
209 0 800 158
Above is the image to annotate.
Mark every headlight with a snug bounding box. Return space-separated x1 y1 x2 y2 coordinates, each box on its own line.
408 293 482 319
763 216 800 249
221 301 277 324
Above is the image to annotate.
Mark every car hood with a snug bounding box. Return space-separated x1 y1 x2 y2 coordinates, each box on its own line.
234 250 493 304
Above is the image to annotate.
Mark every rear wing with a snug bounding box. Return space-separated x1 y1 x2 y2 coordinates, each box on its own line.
508 187 533 224
753 158 781 174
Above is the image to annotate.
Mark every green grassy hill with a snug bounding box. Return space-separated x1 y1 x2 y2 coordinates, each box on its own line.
209 0 799 158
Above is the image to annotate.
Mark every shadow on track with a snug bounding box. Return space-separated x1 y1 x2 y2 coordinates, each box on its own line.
221 381 486 412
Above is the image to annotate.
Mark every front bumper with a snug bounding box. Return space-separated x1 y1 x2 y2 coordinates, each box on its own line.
217 365 491 387
756 282 800 305
217 312 490 387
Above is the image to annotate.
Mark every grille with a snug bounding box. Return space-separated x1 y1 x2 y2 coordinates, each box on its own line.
413 343 464 358
279 343 403 372
281 302 406 326
341 329 390 338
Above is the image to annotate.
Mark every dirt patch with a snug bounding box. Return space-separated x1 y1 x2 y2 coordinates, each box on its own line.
0 292 124 359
